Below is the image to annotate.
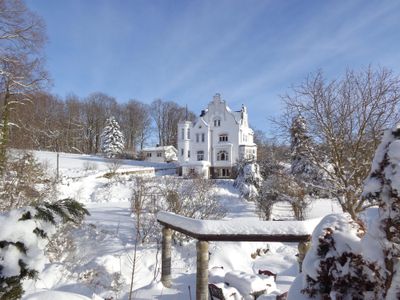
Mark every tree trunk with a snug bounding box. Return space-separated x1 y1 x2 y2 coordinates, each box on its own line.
0 88 11 174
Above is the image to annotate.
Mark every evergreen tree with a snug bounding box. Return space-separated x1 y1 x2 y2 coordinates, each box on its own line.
290 115 325 198
362 124 400 298
290 115 314 178
234 158 262 202
0 199 89 300
101 117 125 158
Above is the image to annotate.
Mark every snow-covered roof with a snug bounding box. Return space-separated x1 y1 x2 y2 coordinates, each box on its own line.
157 211 320 240
141 146 177 152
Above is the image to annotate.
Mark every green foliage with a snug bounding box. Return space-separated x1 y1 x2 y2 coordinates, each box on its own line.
0 199 89 299
33 198 90 225
0 260 38 300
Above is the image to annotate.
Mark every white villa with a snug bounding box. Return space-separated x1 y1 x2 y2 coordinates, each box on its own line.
178 93 257 178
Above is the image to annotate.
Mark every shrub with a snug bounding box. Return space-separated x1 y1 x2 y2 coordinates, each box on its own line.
0 199 89 300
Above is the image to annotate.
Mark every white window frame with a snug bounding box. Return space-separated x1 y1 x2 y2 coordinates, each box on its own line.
217 150 228 161
219 134 228 142
197 150 204 161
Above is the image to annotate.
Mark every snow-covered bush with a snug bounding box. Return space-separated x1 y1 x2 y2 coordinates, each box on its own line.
0 199 89 300
256 169 310 221
362 124 400 298
255 179 278 220
0 152 55 212
234 158 262 202
163 177 227 220
289 125 400 299
101 116 125 158
130 177 160 244
301 213 381 300
129 177 226 243
164 148 177 162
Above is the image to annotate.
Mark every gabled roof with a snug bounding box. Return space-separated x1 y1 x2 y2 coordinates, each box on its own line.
193 116 209 128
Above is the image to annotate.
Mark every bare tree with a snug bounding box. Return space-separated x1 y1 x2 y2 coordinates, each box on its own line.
83 92 117 153
120 100 152 154
278 67 400 219
150 99 195 147
0 0 48 171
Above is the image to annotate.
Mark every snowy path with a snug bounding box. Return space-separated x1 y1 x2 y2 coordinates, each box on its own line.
85 202 134 246
216 180 258 218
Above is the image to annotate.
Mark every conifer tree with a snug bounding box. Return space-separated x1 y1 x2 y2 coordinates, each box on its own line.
0 199 89 300
363 124 400 298
290 115 319 182
291 116 309 175
100 116 125 158
234 158 262 202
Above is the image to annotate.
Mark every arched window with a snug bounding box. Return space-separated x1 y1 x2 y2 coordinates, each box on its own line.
217 150 228 161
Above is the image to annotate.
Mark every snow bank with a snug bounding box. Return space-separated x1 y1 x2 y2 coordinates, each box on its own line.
23 290 92 300
225 271 267 296
157 211 320 236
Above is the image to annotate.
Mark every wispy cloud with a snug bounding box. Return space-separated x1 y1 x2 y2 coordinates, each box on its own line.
27 0 400 131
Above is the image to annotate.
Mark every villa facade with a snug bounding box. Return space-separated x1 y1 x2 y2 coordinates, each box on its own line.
177 93 257 178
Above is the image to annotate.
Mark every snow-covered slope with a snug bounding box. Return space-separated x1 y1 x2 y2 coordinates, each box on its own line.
17 150 342 300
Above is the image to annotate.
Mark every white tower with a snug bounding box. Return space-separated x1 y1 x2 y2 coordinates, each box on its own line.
177 120 192 163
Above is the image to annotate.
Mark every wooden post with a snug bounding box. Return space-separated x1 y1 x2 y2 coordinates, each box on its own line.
56 152 60 181
196 240 209 300
298 241 310 273
161 227 172 287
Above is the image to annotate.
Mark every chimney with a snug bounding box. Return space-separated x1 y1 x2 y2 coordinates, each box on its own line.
213 93 221 103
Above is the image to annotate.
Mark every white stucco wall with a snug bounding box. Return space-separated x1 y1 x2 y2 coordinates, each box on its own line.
177 93 257 177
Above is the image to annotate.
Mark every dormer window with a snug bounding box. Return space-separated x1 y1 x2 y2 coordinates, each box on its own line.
219 134 228 142
214 118 221 127
217 150 228 161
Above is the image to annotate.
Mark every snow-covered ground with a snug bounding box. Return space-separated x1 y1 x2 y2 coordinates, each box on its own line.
19 150 342 300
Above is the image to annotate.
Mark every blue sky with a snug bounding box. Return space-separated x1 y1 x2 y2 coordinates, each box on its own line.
26 0 400 135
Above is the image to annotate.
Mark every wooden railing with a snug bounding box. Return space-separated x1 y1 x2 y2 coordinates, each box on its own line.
157 212 315 300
